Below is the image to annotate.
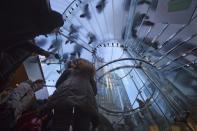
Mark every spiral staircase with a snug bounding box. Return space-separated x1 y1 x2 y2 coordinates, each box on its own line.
33 0 197 130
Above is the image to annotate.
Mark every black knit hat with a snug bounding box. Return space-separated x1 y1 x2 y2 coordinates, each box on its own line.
50 11 64 28
43 11 64 33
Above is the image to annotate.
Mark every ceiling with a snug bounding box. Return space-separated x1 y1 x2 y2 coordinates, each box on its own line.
37 0 197 109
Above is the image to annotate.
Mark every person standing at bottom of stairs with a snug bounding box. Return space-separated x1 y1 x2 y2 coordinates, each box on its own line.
38 58 99 131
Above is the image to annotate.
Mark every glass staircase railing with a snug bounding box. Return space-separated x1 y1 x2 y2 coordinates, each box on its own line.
42 0 197 130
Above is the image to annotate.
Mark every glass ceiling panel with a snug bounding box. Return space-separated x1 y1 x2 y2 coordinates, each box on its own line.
50 0 73 14
41 0 150 111
37 0 197 114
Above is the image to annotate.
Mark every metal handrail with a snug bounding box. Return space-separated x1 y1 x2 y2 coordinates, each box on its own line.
96 57 155 71
96 57 154 87
96 64 140 88
158 15 197 50
98 101 152 115
95 55 158 114
97 65 141 81
62 0 82 15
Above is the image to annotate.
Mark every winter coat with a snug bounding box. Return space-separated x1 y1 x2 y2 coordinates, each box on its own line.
46 59 98 117
7 80 36 120
132 12 148 28
55 69 71 88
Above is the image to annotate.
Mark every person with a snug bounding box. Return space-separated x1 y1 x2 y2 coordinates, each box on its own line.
7 79 45 121
0 79 44 131
47 38 62 54
96 0 107 13
0 87 15 131
80 4 91 20
40 58 98 131
136 98 145 119
56 53 70 74
132 12 154 38
15 99 53 131
65 34 78 44
73 44 83 58
0 41 52 92
136 98 145 108
88 33 97 44
143 37 159 49
69 24 79 36
136 98 151 121
55 61 72 87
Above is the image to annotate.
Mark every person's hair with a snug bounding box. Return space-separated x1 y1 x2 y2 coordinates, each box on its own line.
71 58 96 76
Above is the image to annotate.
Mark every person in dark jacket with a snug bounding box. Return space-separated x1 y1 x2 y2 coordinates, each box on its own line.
80 4 91 20
0 79 45 131
7 79 45 121
41 58 98 131
55 60 72 87
96 0 107 13
0 41 52 92
88 33 97 44
132 12 154 38
136 98 145 108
